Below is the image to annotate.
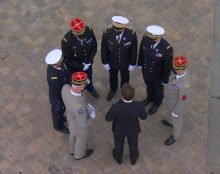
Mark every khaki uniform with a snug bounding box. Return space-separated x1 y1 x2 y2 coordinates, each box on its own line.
164 71 191 140
61 84 92 158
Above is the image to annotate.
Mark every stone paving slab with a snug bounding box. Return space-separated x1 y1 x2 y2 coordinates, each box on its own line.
0 0 214 173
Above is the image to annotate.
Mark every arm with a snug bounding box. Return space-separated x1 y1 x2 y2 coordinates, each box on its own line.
137 36 144 66
130 30 138 65
105 105 115 122
162 45 173 84
101 30 109 64
138 102 148 120
88 27 97 63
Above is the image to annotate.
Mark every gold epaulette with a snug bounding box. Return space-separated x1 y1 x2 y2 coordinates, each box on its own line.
51 77 58 80
167 45 171 49
62 37 67 42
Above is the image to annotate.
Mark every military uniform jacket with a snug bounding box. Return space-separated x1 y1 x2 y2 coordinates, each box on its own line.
101 27 137 70
61 85 92 135
137 35 173 83
47 65 67 105
61 26 97 72
105 100 147 135
165 71 191 117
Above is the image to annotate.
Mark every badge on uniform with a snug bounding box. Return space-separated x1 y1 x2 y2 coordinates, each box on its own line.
172 83 178 91
124 41 131 47
155 53 162 57
77 109 83 115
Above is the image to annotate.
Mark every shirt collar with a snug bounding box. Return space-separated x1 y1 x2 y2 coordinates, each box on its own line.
70 90 81 96
122 99 133 103
176 71 187 79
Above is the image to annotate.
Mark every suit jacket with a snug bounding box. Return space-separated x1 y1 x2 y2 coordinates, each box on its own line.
101 27 137 70
138 34 173 83
61 26 97 72
105 99 147 135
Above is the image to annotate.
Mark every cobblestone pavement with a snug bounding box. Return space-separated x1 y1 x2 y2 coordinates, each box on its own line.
0 0 213 173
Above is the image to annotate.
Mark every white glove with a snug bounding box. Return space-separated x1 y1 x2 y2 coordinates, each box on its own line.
128 65 135 72
83 63 91 71
103 64 110 71
172 112 178 118
138 66 142 70
88 103 96 119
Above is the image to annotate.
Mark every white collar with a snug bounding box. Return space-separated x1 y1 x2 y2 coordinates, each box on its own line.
176 71 187 79
70 90 81 96
122 99 133 103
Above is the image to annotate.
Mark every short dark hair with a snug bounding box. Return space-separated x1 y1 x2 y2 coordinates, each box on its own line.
121 83 135 101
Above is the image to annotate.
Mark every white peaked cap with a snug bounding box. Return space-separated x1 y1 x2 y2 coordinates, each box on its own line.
45 49 62 65
112 16 129 24
146 25 165 36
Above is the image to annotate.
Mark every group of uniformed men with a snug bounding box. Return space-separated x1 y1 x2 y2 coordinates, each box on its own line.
45 16 191 164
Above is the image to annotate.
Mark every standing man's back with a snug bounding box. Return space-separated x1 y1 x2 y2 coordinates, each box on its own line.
106 84 147 165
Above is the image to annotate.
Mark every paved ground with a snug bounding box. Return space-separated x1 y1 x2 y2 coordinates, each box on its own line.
0 0 214 174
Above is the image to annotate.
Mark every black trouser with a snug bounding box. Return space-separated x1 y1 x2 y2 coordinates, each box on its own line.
113 133 139 163
109 68 129 92
50 98 65 130
142 76 164 106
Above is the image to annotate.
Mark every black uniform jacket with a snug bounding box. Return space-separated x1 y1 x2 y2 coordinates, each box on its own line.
137 34 173 83
105 100 147 135
47 65 67 104
101 27 137 71
61 26 97 72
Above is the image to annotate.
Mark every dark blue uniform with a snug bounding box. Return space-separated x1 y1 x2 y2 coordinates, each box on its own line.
61 26 97 92
101 27 137 92
138 34 173 106
47 65 67 130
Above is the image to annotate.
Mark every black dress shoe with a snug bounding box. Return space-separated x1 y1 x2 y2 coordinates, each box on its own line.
148 105 160 115
90 89 99 98
112 148 122 165
74 149 94 160
131 159 137 165
165 135 176 146
61 126 69 134
107 91 115 101
142 98 152 106
161 120 173 127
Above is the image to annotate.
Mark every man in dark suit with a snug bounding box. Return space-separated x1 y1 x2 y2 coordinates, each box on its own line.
105 83 147 165
101 16 138 101
46 49 69 133
138 25 173 115
61 17 99 98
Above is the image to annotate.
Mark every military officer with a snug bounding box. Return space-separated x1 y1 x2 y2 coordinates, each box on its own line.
61 17 99 98
101 16 138 101
161 55 191 145
138 25 173 115
46 49 69 133
62 72 94 159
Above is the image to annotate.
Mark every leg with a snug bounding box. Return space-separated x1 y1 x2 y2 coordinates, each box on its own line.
172 114 184 140
50 99 65 130
74 134 88 159
120 69 129 87
69 134 76 155
153 80 164 106
85 66 94 92
113 133 125 164
109 68 119 92
127 134 139 165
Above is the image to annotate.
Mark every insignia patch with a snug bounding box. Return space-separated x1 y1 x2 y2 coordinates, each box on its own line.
77 109 83 115
182 95 187 101
155 53 162 57
172 84 178 91
51 77 58 80
124 41 131 47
